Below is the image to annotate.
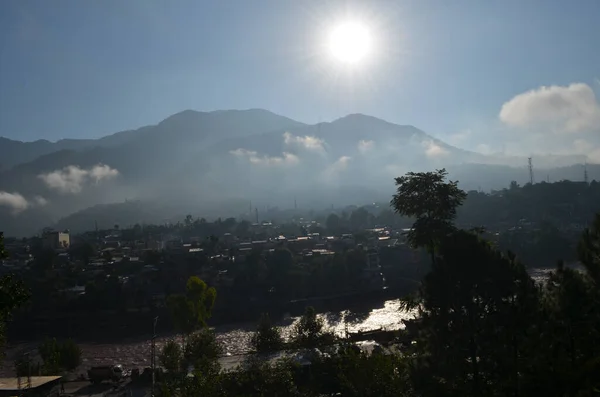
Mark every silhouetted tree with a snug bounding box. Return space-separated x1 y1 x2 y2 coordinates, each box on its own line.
291 306 334 348
391 168 466 260
251 313 284 353
160 339 183 375
0 233 31 358
183 328 222 374
167 276 216 337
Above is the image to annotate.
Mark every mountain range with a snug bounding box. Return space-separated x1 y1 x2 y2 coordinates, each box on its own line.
0 109 596 237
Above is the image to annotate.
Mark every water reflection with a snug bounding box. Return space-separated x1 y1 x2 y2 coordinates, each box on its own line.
1 268 561 375
192 298 415 356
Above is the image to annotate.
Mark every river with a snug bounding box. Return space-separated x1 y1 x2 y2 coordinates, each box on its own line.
0 267 562 376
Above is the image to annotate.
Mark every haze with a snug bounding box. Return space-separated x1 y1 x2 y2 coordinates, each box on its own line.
1 0 600 236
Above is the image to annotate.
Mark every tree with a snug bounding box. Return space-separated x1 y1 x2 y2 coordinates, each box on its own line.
68 240 95 264
38 338 82 374
391 169 466 257
404 230 539 396
266 249 294 295
0 233 7 260
251 313 284 353
167 276 217 336
59 339 82 371
577 213 600 285
291 306 334 348
235 220 251 237
349 207 371 230
311 345 411 397
183 328 222 374
160 340 184 375
38 338 61 375
177 365 224 397
325 213 341 233
0 233 30 359
526 215 600 395
229 357 301 397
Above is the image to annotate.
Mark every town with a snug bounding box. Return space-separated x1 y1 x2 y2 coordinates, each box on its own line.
2 178 597 342
3 205 423 339
0 171 600 396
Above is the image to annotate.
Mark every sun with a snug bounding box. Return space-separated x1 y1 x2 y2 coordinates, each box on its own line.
328 21 372 65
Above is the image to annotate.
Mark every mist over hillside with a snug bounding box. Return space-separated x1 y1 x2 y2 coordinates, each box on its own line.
0 109 596 236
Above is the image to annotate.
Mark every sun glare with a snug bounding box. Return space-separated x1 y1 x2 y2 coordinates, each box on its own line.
328 21 372 65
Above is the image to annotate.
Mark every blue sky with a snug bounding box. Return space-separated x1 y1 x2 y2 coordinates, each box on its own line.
1 0 599 154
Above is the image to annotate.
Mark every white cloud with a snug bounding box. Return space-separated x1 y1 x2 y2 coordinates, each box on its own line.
283 132 325 152
0 192 30 214
573 139 593 153
422 140 449 158
332 155 352 170
38 164 120 194
89 164 120 183
447 129 471 145
32 196 48 206
0 192 47 214
249 152 299 166
499 83 600 134
357 140 374 153
320 156 352 182
39 166 88 194
230 148 299 166
475 144 493 155
589 149 600 164
384 164 406 177
230 148 257 157
573 139 600 163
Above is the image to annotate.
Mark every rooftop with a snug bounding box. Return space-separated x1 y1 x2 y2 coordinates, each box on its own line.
0 376 62 391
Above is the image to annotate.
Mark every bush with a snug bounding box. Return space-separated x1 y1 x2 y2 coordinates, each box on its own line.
38 338 82 374
160 340 183 375
60 339 82 371
291 307 335 348
184 329 222 374
251 313 284 353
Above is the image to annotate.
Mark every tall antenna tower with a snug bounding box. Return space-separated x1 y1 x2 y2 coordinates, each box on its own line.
255 207 259 224
528 157 535 185
294 196 297 210
584 162 589 184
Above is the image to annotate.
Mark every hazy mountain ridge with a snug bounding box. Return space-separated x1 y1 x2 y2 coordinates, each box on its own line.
0 109 596 236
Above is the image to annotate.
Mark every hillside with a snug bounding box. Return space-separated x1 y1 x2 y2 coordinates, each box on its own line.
0 109 596 236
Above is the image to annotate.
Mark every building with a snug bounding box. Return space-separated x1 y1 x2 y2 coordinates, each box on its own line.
0 376 62 397
42 231 70 250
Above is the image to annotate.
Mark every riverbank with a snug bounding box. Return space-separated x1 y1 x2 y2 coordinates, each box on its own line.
1 267 558 377
7 280 415 344
1 298 413 377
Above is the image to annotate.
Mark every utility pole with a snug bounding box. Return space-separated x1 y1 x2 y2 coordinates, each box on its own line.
17 352 31 397
26 353 31 391
151 316 158 397
528 157 535 185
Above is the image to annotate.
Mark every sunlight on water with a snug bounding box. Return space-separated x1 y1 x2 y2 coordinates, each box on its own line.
1 268 561 375
219 299 417 355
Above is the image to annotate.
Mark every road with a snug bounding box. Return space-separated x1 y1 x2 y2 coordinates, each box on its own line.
62 380 148 397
